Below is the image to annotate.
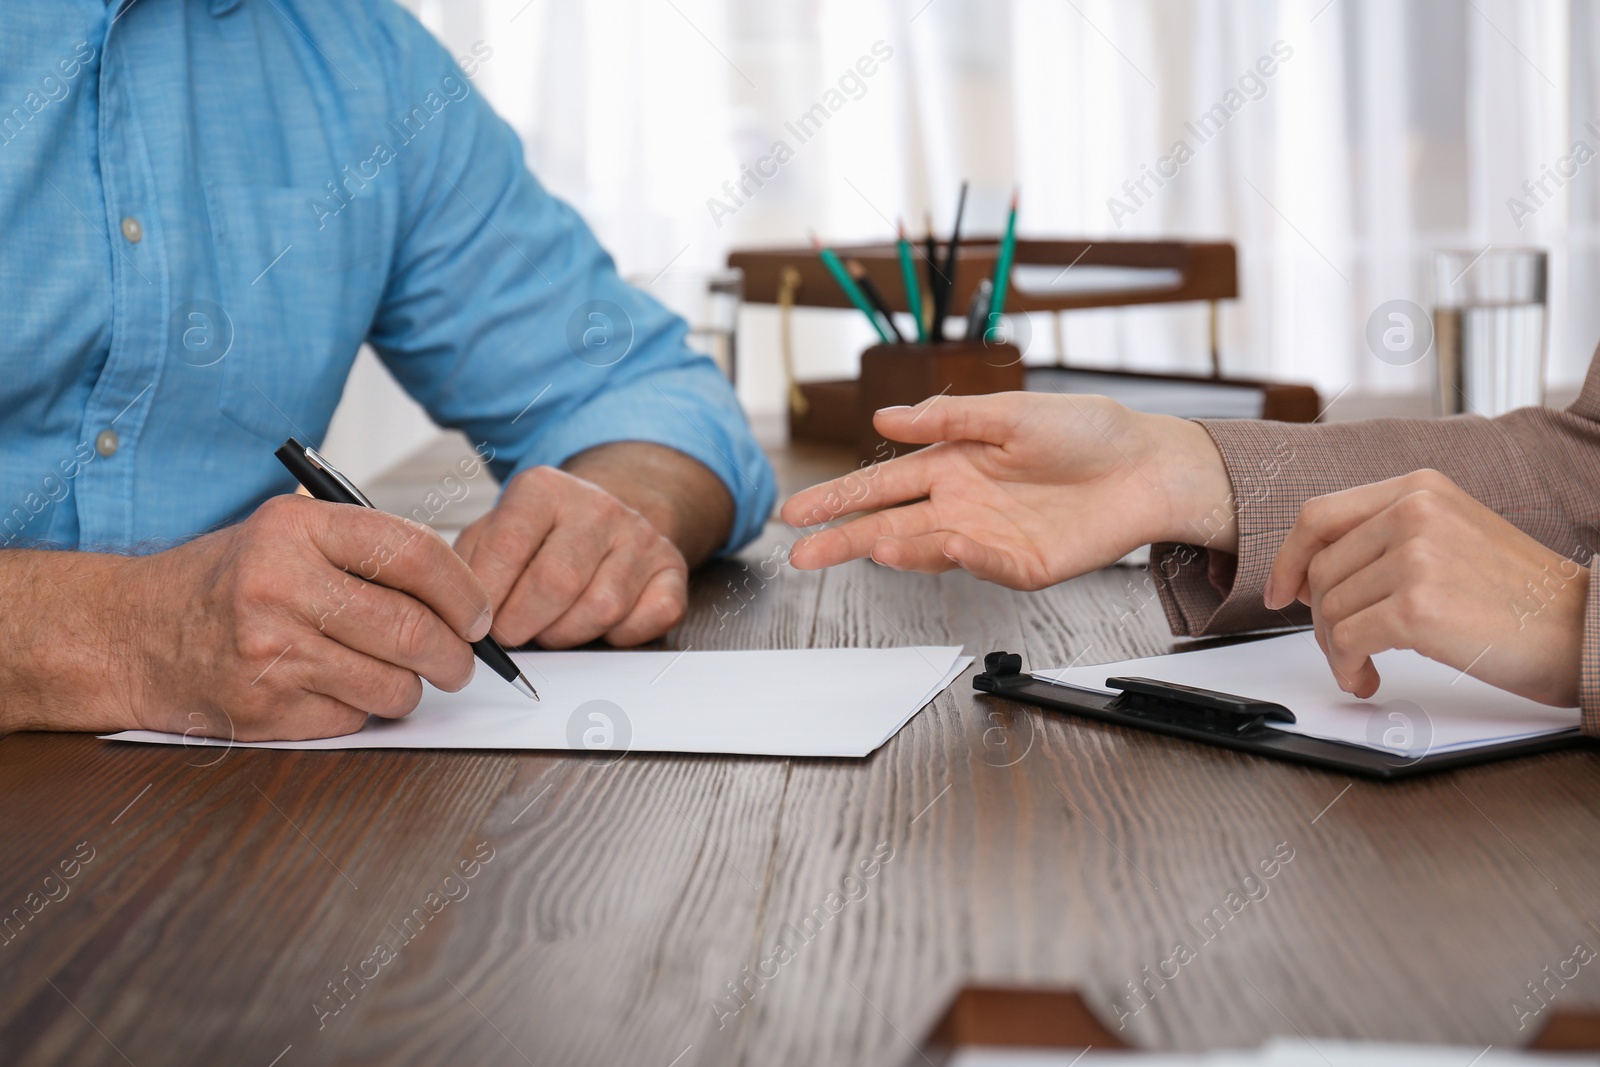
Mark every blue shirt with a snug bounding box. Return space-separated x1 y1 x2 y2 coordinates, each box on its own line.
0 0 774 554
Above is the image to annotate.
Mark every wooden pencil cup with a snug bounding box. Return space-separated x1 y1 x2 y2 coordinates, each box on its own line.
857 341 1025 459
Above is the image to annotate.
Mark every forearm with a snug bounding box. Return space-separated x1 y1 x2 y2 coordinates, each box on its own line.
561 441 735 567
0 550 140 735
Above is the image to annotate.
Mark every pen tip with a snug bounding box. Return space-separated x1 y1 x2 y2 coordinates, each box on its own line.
512 673 540 701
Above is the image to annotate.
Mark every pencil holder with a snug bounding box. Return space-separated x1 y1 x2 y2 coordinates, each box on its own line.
857 341 1025 459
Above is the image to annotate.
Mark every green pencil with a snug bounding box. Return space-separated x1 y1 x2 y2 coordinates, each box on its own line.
811 233 892 344
985 189 1019 343
896 219 927 343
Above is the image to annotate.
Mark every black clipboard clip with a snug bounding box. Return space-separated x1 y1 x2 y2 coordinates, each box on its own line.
977 651 1292 738
973 648 1586 779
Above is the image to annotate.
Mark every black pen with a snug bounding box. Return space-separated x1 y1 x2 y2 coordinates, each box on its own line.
274 438 539 701
934 180 968 340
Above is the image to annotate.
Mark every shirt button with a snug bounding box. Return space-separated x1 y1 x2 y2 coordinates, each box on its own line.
120 217 143 243
95 429 120 457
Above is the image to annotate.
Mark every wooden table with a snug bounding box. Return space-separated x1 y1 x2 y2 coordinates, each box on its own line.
4 435 1600 1067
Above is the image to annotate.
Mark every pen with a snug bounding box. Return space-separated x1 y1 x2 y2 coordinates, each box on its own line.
934 180 968 343
811 234 893 343
274 438 540 702
896 219 927 343
923 213 941 341
985 188 1019 342
845 258 906 344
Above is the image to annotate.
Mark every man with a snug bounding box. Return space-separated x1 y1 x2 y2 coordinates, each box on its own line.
0 1 774 741
784 356 1600 728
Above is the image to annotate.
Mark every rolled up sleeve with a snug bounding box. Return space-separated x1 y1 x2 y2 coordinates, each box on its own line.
362 5 774 553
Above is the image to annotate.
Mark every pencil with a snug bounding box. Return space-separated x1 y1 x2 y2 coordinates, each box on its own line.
811 234 892 344
846 258 905 344
923 212 941 341
896 220 927 343
985 188 1019 342
934 181 968 344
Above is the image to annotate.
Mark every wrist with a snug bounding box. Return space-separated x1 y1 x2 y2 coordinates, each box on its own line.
0 550 146 734
1556 560 1590 708
1149 416 1238 553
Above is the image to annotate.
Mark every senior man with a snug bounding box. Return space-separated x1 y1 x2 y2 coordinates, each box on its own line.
0 1 774 740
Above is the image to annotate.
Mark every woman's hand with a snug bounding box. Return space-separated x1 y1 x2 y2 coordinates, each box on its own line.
1266 469 1587 707
782 392 1234 589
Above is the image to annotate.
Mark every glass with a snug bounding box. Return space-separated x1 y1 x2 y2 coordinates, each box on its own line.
628 267 744 384
1432 248 1547 417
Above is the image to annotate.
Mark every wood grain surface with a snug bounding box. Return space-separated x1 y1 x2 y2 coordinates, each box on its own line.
4 442 1600 1066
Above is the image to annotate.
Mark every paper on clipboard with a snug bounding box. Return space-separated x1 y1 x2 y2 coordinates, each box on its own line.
1035 632 1578 756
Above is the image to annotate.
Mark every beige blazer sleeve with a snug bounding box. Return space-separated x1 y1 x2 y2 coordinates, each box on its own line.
1150 347 1600 729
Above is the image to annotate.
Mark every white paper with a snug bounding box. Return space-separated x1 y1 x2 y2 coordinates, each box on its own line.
102 647 971 758
948 1040 1600 1066
1035 632 1579 756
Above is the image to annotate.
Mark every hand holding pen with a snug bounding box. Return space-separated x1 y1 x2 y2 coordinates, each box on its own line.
277 439 539 701
86 461 514 744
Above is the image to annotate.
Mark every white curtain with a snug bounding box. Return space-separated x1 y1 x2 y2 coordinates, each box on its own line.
329 0 1600 476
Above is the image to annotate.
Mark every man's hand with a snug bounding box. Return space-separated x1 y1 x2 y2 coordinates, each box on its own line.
782 392 1233 589
97 494 492 742
452 442 732 649
1265 469 1587 707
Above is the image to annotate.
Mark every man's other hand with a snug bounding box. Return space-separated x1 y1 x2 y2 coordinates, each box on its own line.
452 464 691 649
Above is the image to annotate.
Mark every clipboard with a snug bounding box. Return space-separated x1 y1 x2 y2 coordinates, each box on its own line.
972 651 1588 780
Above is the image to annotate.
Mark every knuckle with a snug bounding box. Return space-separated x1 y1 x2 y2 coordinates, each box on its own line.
254 492 307 528
1327 617 1356 653
1305 552 1334 591
1395 585 1434 628
544 562 586 605
660 593 687 629
1297 496 1331 530
390 605 436 663
1408 468 1450 491
589 585 632 626
231 560 279 610
517 466 562 494
1396 536 1433 570
374 669 424 717
1395 491 1439 525
443 644 477 691
236 627 285 669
